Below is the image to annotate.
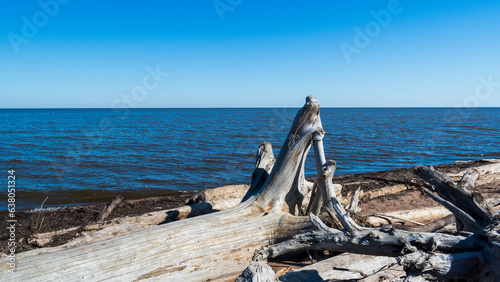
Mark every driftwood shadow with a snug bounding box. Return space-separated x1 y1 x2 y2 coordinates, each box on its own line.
279 269 324 282
159 202 218 225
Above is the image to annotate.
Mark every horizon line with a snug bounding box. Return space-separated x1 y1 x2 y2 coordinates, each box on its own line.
1 106 500 110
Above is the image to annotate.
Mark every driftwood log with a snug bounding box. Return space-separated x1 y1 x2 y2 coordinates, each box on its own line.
2 96 326 281
99 195 123 222
278 253 400 281
3 96 498 281
253 164 500 281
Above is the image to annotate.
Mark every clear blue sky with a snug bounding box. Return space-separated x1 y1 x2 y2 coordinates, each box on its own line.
1 0 499 108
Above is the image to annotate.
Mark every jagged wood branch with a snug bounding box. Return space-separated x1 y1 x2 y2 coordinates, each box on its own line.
347 186 361 214
416 166 495 228
241 142 275 202
420 186 482 232
253 165 500 280
253 213 482 261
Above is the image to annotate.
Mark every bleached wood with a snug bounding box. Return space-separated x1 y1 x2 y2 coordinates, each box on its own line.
358 184 408 202
99 195 123 222
365 206 451 227
447 161 500 184
254 215 480 261
416 166 495 228
27 226 80 247
242 142 275 202
420 186 482 231
255 166 500 280
235 261 278 282
347 186 361 214
279 253 397 281
6 97 499 281
371 213 425 226
186 184 250 204
1 96 324 281
21 198 244 257
359 264 406 282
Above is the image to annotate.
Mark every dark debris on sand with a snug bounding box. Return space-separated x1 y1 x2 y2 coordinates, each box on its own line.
0 194 192 253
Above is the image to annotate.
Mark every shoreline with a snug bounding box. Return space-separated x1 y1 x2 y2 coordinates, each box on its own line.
1 159 499 255
1 188 198 214
4 158 496 213
5 159 492 213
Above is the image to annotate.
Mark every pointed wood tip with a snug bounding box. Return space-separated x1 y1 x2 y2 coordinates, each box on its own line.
306 95 318 104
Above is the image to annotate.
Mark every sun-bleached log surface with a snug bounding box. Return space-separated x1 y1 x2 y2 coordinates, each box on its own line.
2 97 324 281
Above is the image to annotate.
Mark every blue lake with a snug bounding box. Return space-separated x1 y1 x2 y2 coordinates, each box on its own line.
1 107 499 210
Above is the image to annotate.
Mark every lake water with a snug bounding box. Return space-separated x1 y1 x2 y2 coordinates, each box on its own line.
1 107 499 210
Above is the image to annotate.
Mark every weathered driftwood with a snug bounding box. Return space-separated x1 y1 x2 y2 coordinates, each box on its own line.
254 214 481 260
254 165 500 280
359 263 407 282
279 253 398 281
2 96 325 281
357 183 408 202
447 160 500 185
417 166 495 231
370 213 425 226
398 201 500 233
27 226 80 248
364 206 451 227
398 214 456 232
33 176 482 254
99 195 123 222
186 184 250 204
34 167 494 250
17 222 150 259
5 96 499 281
242 142 276 202
24 198 242 251
235 261 279 282
346 186 361 214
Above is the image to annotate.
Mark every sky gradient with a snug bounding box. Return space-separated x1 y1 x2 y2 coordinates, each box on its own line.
1 0 499 108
